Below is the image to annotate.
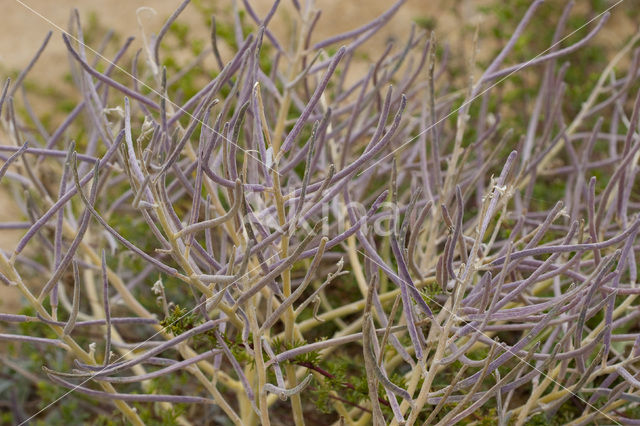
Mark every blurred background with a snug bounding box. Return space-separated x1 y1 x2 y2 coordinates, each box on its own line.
2 0 636 85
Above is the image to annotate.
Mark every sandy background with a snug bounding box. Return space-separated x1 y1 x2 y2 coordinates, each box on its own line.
3 1 634 84
1 1 475 84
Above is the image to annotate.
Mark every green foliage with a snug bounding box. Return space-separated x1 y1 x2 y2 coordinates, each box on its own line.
94 414 120 426
18 306 57 340
135 402 187 426
308 355 372 414
525 405 581 426
35 398 91 426
221 331 254 364
169 22 190 47
272 337 322 366
414 16 437 31
161 304 200 335
422 280 444 314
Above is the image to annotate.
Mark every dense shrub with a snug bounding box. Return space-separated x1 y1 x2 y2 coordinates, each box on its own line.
1 0 640 424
